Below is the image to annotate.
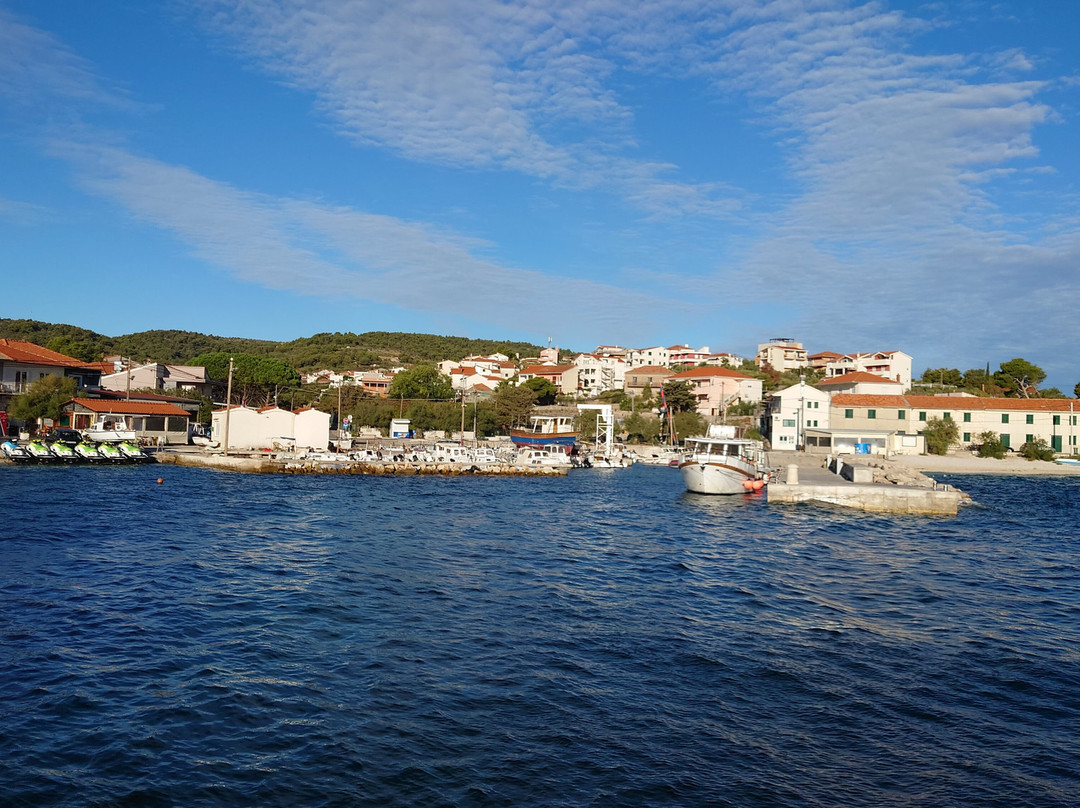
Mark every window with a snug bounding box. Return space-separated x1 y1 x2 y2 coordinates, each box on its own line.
898 410 905 420
1026 434 1034 444
943 412 952 421
963 432 970 442
845 409 853 419
1026 414 1034 425
1001 414 1009 424
782 419 796 427
963 412 971 422
868 409 876 419
1053 415 1061 425
919 411 927 421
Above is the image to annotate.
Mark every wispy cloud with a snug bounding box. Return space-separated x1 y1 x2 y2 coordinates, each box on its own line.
56 141 679 338
191 0 747 217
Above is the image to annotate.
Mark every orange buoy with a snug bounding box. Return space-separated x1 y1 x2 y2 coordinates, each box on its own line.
752 479 765 490
156 478 163 484
742 480 755 490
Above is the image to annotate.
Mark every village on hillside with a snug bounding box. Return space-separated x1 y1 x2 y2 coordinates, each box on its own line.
1 334 1077 461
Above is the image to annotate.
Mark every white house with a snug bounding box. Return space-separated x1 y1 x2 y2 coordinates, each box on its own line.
764 382 831 449
628 346 670 368
825 351 912 390
756 338 809 372
573 353 626 397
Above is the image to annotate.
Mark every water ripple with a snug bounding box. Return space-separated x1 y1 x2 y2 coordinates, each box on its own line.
0 465 1078 806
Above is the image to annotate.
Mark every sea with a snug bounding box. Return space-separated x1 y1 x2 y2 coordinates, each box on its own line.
1 463 1078 807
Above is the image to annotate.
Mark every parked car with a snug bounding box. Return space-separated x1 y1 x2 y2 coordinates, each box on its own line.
49 428 84 448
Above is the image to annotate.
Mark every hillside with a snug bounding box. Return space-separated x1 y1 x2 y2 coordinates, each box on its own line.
0 319 546 372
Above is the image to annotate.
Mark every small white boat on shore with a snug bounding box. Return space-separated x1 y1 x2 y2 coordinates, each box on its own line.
84 415 136 443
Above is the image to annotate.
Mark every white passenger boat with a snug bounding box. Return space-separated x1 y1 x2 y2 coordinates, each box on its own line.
679 431 768 495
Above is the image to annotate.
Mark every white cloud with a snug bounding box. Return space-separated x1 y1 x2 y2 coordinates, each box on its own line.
56 141 680 338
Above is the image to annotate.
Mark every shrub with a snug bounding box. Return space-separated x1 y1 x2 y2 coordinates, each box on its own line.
923 416 959 455
1019 438 1055 462
977 431 1007 459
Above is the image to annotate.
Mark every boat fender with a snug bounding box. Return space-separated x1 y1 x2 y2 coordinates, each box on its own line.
742 480 755 491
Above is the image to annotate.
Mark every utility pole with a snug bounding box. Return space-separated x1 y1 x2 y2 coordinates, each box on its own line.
223 357 234 457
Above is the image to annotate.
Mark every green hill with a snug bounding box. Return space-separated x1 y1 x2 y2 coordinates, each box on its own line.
0 319 546 372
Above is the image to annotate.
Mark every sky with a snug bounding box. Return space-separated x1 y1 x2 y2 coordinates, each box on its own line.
1 0 1078 390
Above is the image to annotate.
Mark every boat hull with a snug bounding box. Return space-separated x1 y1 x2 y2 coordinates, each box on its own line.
680 459 758 495
509 431 577 449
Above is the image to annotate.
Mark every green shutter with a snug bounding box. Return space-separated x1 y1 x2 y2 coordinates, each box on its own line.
845 409 853 419
963 412 971 422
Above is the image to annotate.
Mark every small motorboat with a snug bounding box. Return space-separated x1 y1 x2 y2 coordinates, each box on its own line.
2 440 32 462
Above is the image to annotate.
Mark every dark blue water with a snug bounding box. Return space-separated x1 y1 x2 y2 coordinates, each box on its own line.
1 464 1078 807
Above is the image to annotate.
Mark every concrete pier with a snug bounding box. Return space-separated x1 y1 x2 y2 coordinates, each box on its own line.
766 454 967 515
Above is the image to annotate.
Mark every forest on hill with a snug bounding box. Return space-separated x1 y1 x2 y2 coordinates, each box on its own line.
0 319 546 372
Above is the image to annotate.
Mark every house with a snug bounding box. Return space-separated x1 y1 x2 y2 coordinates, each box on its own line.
573 353 626 397
517 364 579 395
824 351 912 390
0 339 102 416
755 338 809 372
701 352 747 368
808 351 843 371
99 362 214 397
763 382 831 449
62 397 191 445
817 371 905 397
665 366 763 418
627 346 671 368
623 365 672 399
668 345 712 365
830 394 1080 455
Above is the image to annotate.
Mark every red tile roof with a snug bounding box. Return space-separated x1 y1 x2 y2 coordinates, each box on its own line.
66 397 190 417
0 339 94 368
628 365 672 374
520 364 574 375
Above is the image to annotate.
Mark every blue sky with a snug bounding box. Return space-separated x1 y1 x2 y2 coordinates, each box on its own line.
1 0 1078 389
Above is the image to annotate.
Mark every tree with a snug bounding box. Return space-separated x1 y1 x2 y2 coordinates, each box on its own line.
995 358 1046 398
662 380 699 413
672 411 707 441
523 377 558 406
920 368 962 387
976 431 1007 459
922 416 959 455
621 411 660 444
8 375 77 433
1074 380 1080 399
387 365 453 400
192 352 301 406
492 384 536 430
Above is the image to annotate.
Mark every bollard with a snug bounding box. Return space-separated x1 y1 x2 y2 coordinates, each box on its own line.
787 464 799 485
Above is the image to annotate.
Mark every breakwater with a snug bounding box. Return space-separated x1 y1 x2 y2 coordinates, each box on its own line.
156 450 569 476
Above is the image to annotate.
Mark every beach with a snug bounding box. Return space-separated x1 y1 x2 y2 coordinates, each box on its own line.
887 452 1080 476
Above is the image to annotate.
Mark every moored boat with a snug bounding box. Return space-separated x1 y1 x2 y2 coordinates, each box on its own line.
510 415 577 450
96 442 125 462
75 441 104 461
679 428 768 495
